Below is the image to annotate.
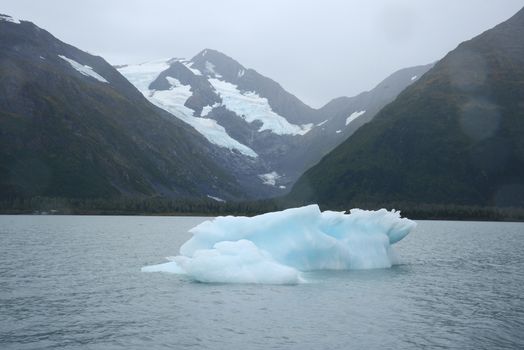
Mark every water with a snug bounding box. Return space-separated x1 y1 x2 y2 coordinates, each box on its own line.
1 216 523 349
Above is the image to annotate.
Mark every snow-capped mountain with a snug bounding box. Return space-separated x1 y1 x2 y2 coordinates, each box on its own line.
118 50 432 193
0 15 249 201
118 49 320 193
118 50 318 156
4 11 430 201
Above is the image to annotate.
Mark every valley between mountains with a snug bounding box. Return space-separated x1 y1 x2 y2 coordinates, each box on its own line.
0 13 430 202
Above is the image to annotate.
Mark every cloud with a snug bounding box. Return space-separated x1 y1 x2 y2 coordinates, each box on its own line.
2 0 523 107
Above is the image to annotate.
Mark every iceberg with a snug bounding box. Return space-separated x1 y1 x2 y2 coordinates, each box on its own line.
142 205 416 284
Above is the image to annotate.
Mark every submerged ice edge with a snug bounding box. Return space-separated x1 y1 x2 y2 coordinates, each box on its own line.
142 204 416 284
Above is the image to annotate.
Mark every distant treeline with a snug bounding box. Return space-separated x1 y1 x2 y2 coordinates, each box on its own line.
1 196 524 221
0 196 286 217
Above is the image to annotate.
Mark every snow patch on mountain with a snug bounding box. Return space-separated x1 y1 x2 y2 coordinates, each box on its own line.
201 102 220 117
58 55 108 83
180 60 202 76
0 14 21 24
205 61 221 77
152 77 193 116
317 119 328 127
148 78 258 158
411 75 418 81
346 110 366 126
259 171 281 186
207 195 226 202
118 61 257 158
118 59 170 91
209 78 313 136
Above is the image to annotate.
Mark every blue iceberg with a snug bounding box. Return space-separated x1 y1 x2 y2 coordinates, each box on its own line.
142 205 416 284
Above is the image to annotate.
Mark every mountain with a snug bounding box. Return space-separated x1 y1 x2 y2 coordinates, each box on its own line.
0 12 436 202
118 50 431 194
0 14 245 201
288 7 524 208
278 63 433 178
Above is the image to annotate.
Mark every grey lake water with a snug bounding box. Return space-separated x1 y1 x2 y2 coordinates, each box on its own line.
1 215 523 350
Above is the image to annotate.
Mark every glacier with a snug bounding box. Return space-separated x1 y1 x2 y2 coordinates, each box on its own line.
200 102 220 117
142 204 416 284
209 78 313 136
118 59 258 158
117 59 170 91
118 55 317 158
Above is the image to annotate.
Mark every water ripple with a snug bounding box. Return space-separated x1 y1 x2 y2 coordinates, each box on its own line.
0 217 523 349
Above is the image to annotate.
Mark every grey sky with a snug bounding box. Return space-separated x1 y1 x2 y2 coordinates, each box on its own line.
3 0 524 107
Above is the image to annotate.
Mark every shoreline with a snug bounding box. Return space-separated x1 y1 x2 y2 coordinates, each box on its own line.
1 210 524 223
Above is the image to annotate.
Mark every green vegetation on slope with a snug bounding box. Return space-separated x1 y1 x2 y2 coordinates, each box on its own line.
289 7 524 209
2 196 524 222
0 18 243 200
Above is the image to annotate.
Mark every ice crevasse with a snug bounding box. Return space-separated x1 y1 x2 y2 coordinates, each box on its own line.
142 205 417 284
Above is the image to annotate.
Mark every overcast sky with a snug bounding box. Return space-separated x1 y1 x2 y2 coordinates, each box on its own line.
3 0 524 107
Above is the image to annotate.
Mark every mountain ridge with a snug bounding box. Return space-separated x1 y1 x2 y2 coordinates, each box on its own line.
0 13 436 202
288 7 524 208
0 15 246 200
118 49 432 194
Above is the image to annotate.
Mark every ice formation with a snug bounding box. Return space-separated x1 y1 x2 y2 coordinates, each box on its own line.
209 78 313 136
200 102 220 117
142 205 416 284
118 55 317 159
117 59 170 91
58 55 108 83
118 60 258 158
